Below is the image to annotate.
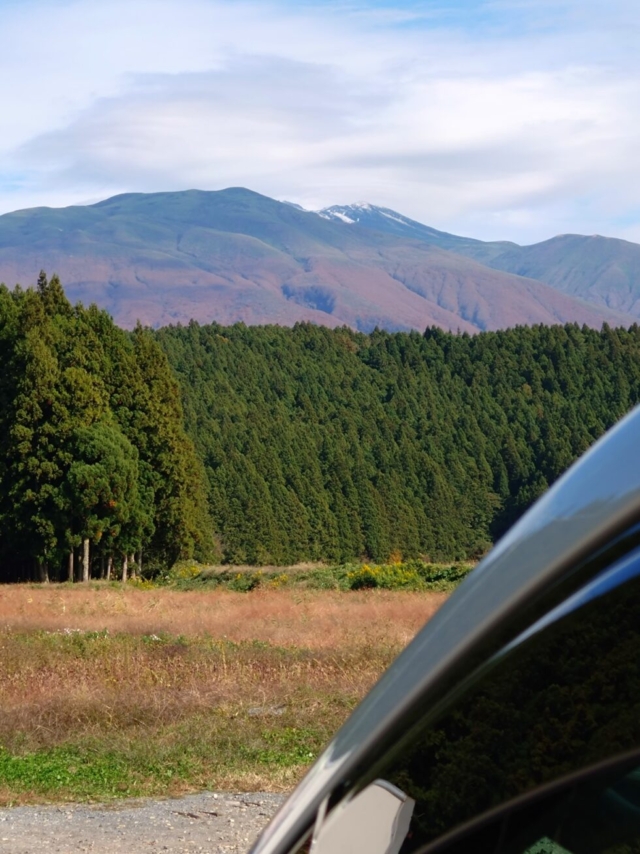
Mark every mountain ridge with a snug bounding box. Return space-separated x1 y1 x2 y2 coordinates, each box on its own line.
0 187 635 332
317 202 640 317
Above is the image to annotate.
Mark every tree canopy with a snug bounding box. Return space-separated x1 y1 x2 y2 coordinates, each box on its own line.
0 274 214 581
157 319 640 565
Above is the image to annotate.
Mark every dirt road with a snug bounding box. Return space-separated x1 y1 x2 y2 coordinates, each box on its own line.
0 792 287 854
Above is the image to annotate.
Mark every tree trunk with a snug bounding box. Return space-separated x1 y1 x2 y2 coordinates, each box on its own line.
100 554 105 580
138 548 142 578
82 538 90 583
106 555 113 581
37 560 49 584
68 551 74 583
129 553 136 579
121 553 128 583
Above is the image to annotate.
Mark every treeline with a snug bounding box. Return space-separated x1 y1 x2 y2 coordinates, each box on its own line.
0 274 213 582
2 275 640 580
157 319 640 565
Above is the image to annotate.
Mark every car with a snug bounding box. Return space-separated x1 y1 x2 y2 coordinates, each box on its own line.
249 404 640 854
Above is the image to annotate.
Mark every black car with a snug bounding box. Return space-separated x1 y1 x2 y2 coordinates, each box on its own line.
250 405 640 854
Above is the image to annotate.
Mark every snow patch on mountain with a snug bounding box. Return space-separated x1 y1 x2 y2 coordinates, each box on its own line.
330 211 356 224
317 203 414 226
317 203 439 239
316 204 372 224
379 210 412 225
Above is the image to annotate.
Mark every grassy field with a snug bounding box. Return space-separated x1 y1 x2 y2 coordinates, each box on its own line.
0 583 447 805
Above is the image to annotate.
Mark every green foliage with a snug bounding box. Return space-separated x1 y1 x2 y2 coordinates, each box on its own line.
0 274 216 581
345 563 426 590
130 324 215 567
159 561 475 592
3 274 640 577
66 421 142 545
157 320 640 565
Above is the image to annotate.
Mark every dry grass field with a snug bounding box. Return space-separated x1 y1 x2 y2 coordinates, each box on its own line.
0 585 446 805
0 585 446 647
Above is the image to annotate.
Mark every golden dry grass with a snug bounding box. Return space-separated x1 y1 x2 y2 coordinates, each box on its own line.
0 585 447 803
0 585 446 648
0 631 389 745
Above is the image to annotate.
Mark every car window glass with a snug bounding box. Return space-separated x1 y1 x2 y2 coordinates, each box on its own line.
353 547 640 853
422 756 640 854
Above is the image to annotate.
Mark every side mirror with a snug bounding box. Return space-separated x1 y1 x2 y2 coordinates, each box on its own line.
311 780 415 854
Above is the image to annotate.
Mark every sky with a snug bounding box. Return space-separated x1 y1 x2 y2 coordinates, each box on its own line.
1 0 639 243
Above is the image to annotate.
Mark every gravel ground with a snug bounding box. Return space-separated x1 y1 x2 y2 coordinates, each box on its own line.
0 792 288 854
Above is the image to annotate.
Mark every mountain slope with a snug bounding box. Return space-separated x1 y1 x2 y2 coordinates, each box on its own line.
319 204 640 318
318 202 515 263
487 234 640 316
0 188 633 331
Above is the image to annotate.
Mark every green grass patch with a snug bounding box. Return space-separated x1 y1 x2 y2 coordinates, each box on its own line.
0 745 131 801
0 716 333 803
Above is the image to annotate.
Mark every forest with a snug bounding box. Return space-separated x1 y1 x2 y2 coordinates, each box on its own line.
159 318 640 565
0 274 213 582
2 275 640 580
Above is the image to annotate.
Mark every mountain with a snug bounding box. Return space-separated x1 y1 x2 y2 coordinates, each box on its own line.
0 188 634 332
318 204 640 318
485 235 640 316
318 202 516 262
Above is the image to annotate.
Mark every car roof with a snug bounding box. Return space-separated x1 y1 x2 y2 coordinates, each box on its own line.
251 404 640 854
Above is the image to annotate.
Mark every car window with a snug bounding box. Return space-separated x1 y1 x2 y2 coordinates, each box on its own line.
348 545 640 854
419 755 640 854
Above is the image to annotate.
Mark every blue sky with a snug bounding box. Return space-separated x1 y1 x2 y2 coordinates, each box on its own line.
0 0 639 243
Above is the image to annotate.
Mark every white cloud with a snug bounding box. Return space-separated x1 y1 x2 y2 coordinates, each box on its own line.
1 0 640 242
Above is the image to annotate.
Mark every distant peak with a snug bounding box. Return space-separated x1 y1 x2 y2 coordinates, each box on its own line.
316 202 380 225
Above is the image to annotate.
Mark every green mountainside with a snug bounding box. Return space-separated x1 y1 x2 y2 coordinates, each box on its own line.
2 277 640 579
486 234 640 315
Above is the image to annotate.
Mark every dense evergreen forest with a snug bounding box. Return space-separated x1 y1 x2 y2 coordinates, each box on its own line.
0 274 213 582
157 317 640 565
2 275 640 580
